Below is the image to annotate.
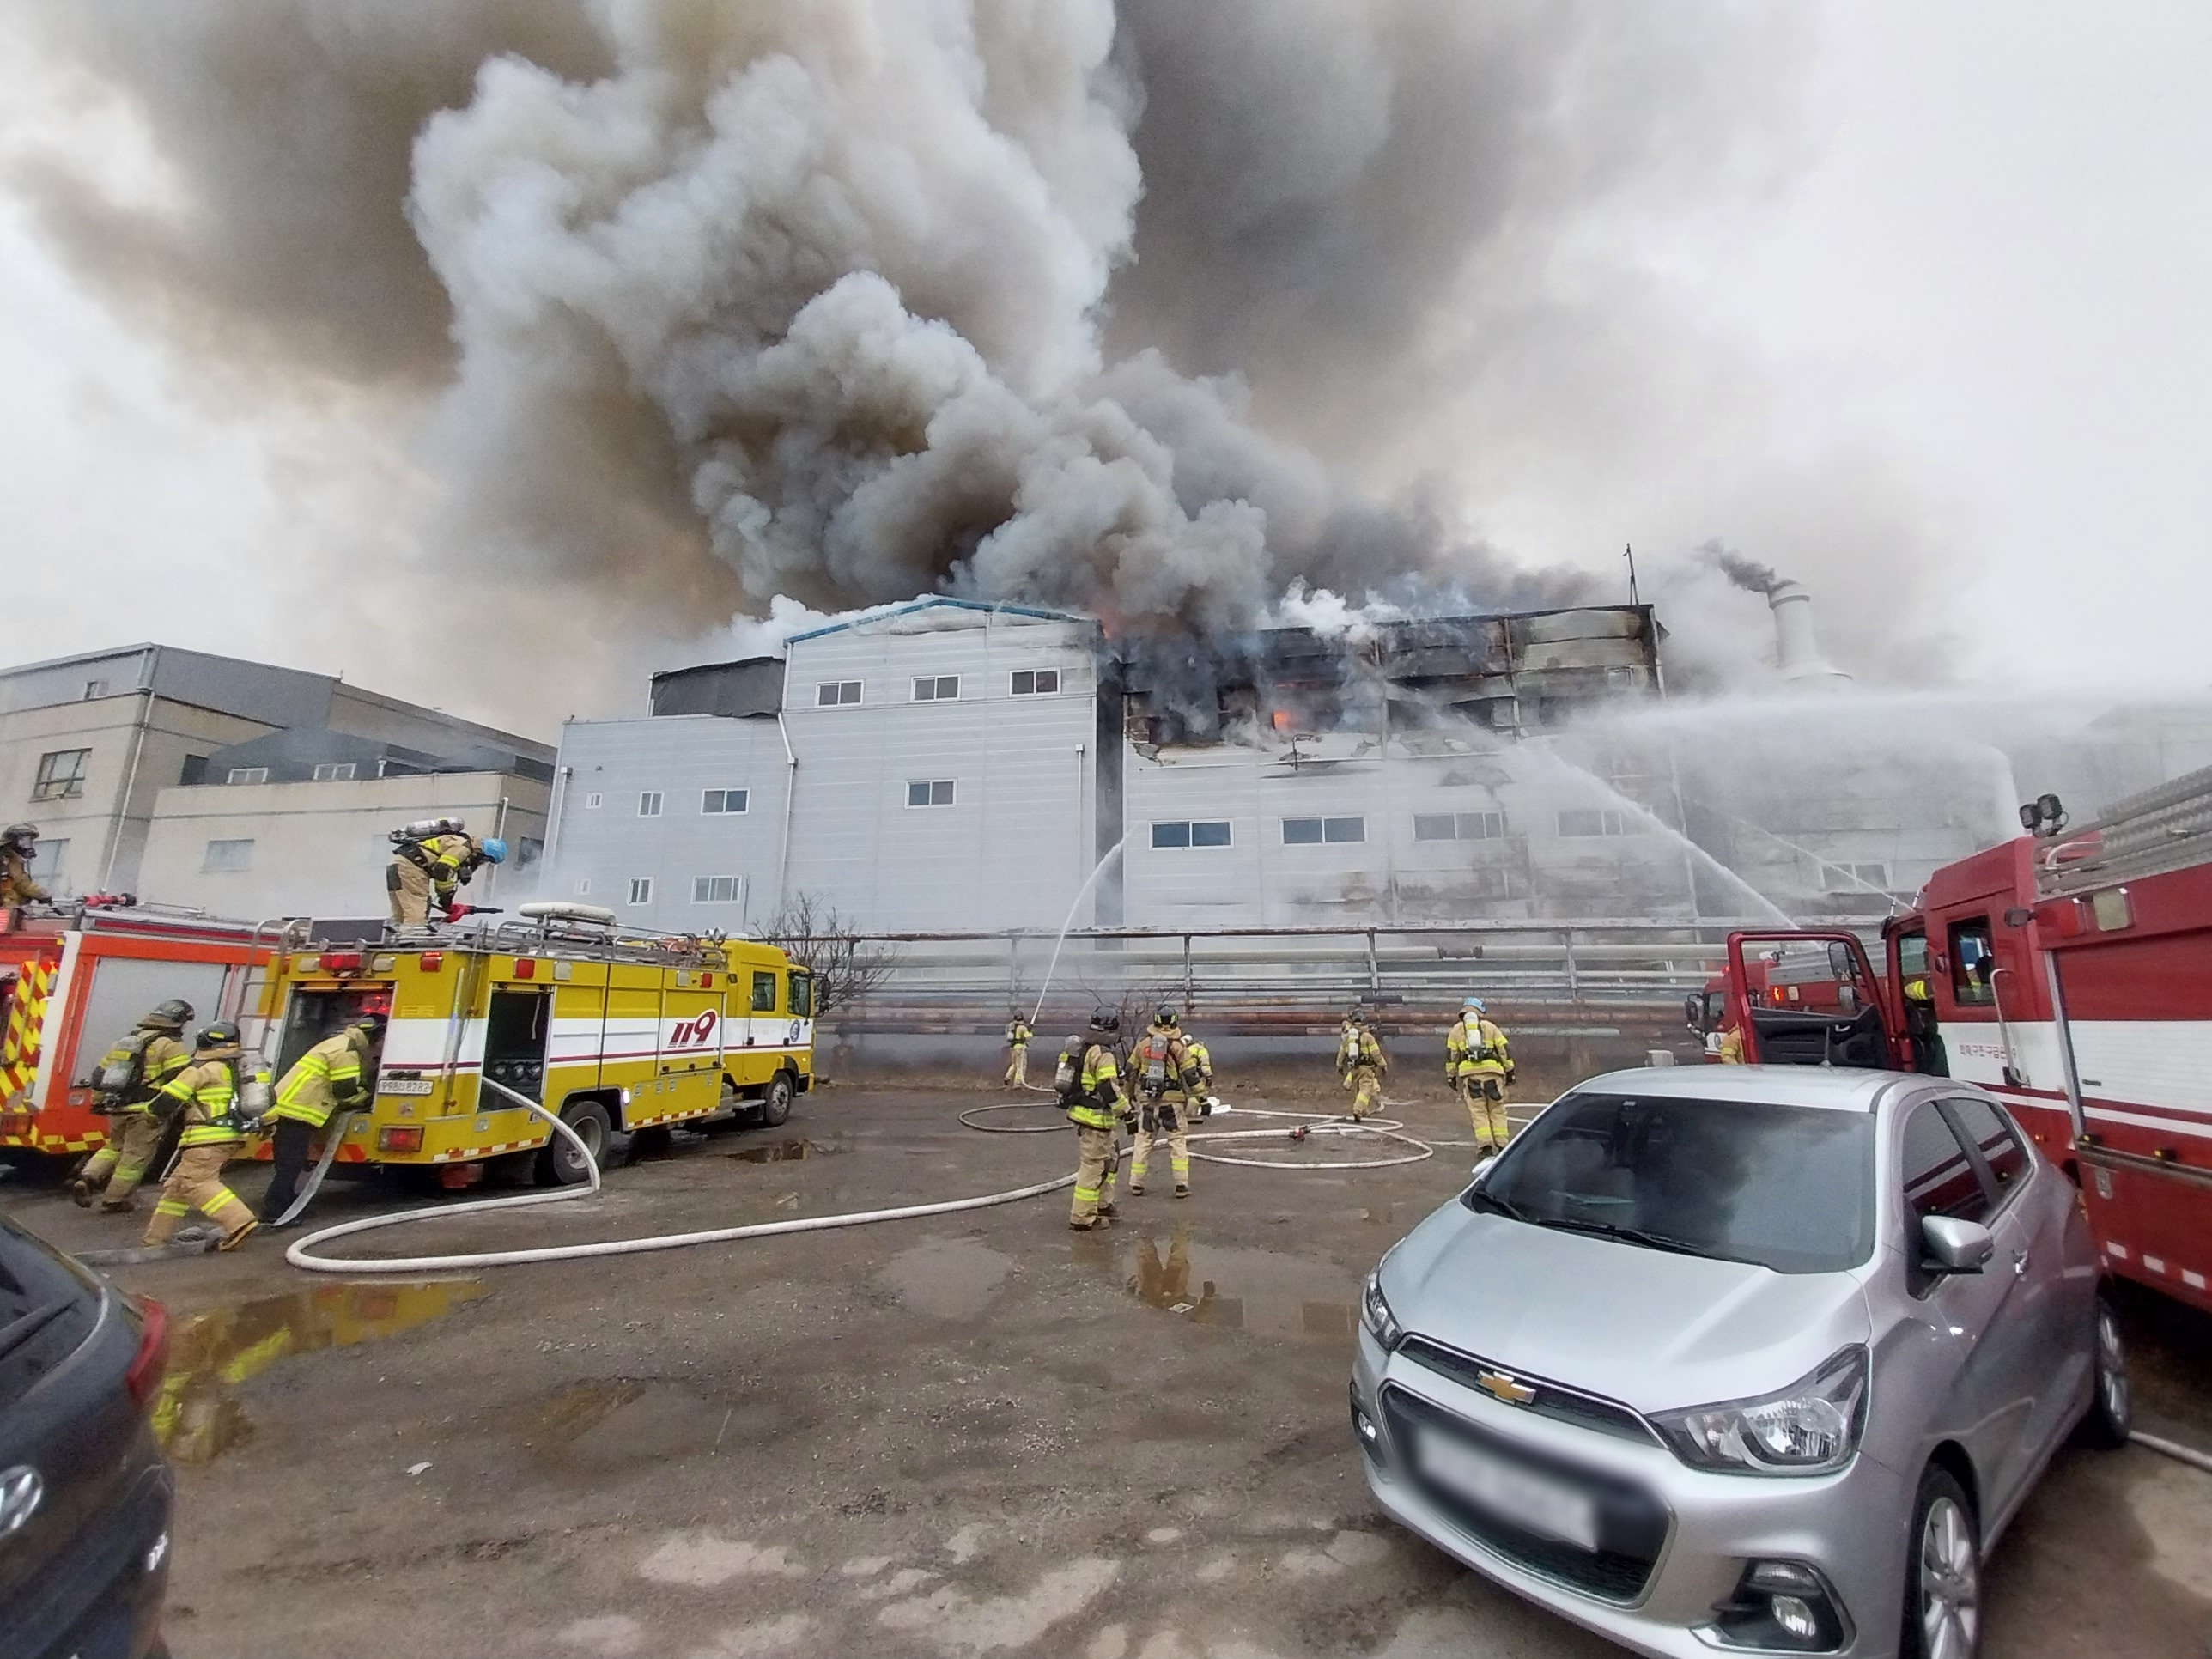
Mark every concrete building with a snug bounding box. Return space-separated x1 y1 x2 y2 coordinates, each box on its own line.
0 644 551 914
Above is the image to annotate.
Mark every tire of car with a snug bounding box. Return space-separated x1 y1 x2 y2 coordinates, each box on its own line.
535 1099 613 1188
761 1071 794 1128
2076 1290 2132 1449
1902 1464 1982 1659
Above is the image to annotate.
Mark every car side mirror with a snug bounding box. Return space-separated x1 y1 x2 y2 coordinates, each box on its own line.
1920 1215 1995 1274
1684 994 1708 1034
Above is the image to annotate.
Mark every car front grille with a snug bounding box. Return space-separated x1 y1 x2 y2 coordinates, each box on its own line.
1381 1382 1670 1604
1395 1335 1661 1445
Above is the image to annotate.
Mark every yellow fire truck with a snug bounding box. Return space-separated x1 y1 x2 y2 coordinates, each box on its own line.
250 902 813 1184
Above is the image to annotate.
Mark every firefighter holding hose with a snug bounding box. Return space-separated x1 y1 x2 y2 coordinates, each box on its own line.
1128 1005 1201 1199
1003 1010 1033 1088
386 818 507 927
259 1013 383 1224
1 823 48 913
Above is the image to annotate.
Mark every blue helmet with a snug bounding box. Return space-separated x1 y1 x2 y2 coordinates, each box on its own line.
479 837 509 864
1463 997 1486 1013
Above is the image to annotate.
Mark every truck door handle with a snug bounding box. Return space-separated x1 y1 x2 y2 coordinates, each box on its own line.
2011 1248 2030 1277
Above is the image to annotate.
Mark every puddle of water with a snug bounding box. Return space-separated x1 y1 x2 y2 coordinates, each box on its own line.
538 1377 650 1439
726 1138 838 1164
878 1237 1013 1319
153 1280 485 1466
1091 1224 1358 1342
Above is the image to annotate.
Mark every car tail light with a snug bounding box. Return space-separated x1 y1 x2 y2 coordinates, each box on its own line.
378 1126 425 1154
320 951 363 975
125 1297 170 1412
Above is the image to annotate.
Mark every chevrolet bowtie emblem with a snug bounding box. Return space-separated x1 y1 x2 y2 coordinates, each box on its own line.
1475 1369 1536 1406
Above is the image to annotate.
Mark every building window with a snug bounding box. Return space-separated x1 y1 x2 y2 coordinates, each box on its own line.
816 680 862 707
1151 821 1232 849
585 793 604 809
202 838 254 874
1010 669 1060 696
1557 808 1636 838
312 762 357 782
702 788 749 815
32 749 90 801
1414 811 1504 842
911 675 960 702
1821 861 1891 892
25 838 66 881
575 878 592 896
225 767 269 787
179 755 209 786
1282 817 1365 845
627 877 653 906
82 679 109 701
693 875 744 904
906 780 957 807
638 792 663 817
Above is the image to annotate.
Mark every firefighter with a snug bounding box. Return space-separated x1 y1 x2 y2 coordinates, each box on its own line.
387 821 507 927
1340 1008 1388 1121
70 998 195 1212
1184 1033 1215 1115
1128 1005 1200 1199
1447 996 1515 1158
1 823 48 910
142 1022 264 1250
1334 1006 1361 1076
1003 1010 1034 1088
259 1014 382 1224
1717 1020 1746 1065
1901 975 1949 1076
1067 1011 1128 1231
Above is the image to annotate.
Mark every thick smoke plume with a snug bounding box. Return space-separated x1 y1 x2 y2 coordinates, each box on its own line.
7 0 1823 696
1699 538 1784 597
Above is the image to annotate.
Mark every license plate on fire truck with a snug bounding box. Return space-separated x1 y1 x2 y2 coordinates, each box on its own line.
378 1078 435 1097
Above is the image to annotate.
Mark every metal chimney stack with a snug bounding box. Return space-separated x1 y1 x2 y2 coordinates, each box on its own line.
1767 580 1852 687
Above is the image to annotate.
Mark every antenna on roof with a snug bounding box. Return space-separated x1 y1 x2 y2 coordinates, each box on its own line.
1624 544 1639 607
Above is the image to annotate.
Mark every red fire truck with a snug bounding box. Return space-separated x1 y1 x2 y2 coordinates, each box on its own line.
1693 766 2212 1316
0 908 285 1162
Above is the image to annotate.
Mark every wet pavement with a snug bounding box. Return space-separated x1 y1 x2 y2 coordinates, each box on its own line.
1 1077 2206 1658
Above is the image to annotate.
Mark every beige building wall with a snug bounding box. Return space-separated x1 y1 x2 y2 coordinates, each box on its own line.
138 772 550 921
0 692 274 896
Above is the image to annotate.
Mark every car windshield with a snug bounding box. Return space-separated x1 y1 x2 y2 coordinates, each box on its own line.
1465 1091 1877 1273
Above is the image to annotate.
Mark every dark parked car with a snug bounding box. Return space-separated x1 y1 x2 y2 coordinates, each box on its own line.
0 1214 173 1659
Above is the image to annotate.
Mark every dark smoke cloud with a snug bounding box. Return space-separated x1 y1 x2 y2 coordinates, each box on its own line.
1699 538 1784 596
4 0 1822 697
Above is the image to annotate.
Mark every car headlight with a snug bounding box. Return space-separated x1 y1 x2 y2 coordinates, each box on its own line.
1652 1346 1869 1476
1361 1270 1403 1350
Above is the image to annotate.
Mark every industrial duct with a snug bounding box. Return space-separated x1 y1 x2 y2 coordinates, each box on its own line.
1767 581 1852 687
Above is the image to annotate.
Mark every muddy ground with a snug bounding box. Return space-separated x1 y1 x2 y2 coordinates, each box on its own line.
5 1066 2209 1659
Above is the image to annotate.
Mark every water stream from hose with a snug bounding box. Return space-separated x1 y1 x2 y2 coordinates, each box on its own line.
1030 837 1125 1024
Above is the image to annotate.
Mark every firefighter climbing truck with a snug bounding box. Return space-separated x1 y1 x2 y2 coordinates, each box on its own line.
1 907 285 1162
250 902 814 1184
1692 765 2212 1316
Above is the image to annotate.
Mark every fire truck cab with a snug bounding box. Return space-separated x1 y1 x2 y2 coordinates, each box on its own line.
254 902 814 1183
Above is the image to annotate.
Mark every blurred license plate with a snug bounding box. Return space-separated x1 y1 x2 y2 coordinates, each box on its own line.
1417 1430 1599 1551
378 1078 435 1096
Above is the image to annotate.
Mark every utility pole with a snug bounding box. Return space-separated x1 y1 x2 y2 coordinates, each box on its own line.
1624 543 1639 607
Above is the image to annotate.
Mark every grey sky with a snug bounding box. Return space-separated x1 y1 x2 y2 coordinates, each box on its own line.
0 1 2204 735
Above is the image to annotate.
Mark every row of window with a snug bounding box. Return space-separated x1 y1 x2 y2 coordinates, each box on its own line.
579 875 743 907
1146 810 1622 849
812 668 1062 708
30 745 381 801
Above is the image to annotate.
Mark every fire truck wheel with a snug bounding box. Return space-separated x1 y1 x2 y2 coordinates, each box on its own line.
761 1072 795 1128
536 1099 613 1188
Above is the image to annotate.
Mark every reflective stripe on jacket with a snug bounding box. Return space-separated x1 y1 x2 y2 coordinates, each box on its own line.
1067 1042 1122 1130
158 1058 247 1148
270 1030 370 1129
1447 1016 1510 1076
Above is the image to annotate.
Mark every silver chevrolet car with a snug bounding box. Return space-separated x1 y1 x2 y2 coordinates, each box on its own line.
1352 1066 2130 1659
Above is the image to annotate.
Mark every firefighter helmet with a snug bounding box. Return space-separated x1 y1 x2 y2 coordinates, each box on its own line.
195 1021 243 1053
479 837 509 864
349 1012 388 1039
1088 1009 1121 1036
143 999 195 1031
2 823 36 851
1154 1005 1179 1028
1464 997 1487 1013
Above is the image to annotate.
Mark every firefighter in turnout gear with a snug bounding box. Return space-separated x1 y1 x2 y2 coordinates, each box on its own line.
70 998 195 1212
1 823 48 910
1129 1006 1201 1199
1185 1036 1215 1114
1447 997 1514 1156
1340 1008 1388 1121
259 1015 382 1224
1066 1011 1128 1230
143 1022 265 1249
387 819 507 927
1003 1011 1034 1087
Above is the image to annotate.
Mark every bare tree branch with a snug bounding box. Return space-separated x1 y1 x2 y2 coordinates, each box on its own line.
763 893 901 1020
